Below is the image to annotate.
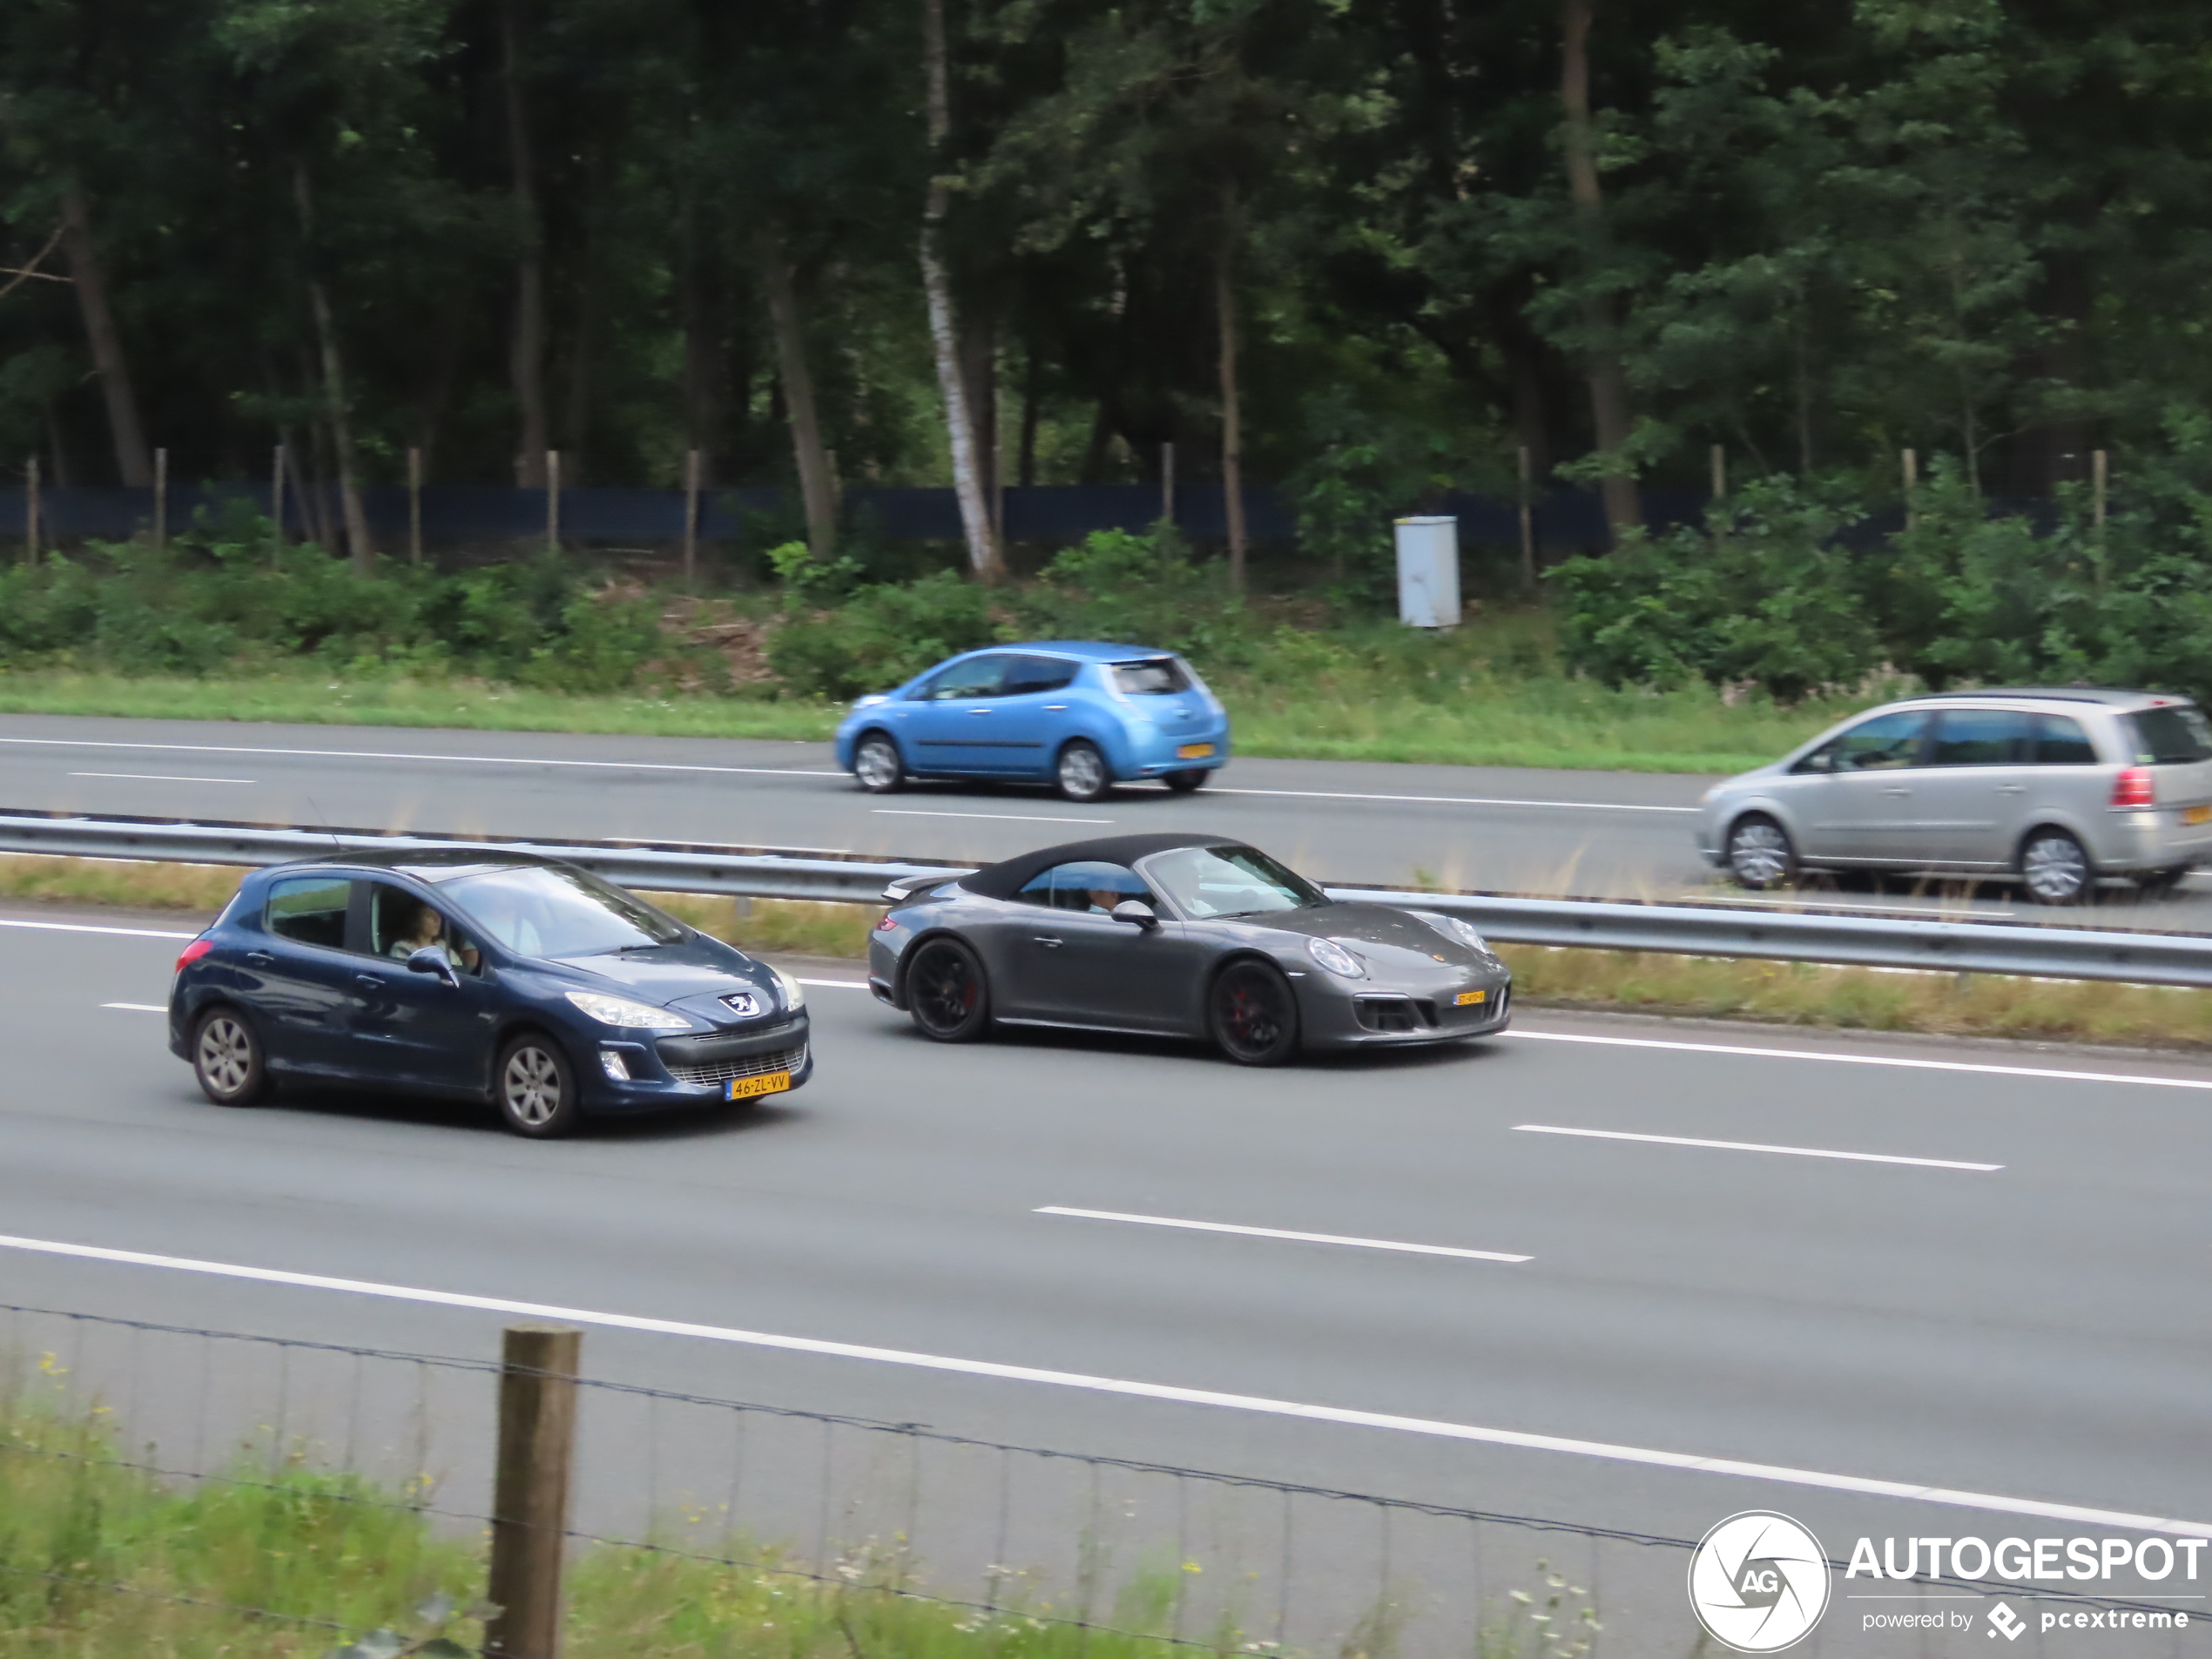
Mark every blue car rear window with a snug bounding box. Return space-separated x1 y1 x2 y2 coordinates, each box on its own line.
1109 658 1190 695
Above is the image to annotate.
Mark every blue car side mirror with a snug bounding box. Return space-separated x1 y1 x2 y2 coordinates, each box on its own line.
406 946 460 988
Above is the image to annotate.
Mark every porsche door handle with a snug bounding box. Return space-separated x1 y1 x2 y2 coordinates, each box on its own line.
1995 785 2027 794
1883 786 1912 796
1031 936 1063 948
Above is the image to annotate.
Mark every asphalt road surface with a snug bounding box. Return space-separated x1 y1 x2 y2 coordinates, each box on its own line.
3 904 2207 1654
10 711 2212 927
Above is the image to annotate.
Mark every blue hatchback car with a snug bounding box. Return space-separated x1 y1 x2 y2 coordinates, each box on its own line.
833 641 1231 803
168 851 811 1137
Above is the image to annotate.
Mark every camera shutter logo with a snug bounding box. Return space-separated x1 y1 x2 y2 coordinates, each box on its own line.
1687 1511 1831 1652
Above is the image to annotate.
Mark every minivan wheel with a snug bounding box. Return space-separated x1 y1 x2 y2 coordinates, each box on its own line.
2020 827 2093 906
192 1007 271 1106
1724 815 1797 890
2134 864 2191 895
496 1033 583 1137
1055 740 1111 804
853 732 906 794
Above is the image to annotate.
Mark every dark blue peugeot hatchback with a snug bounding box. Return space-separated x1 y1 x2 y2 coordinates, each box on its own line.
168 851 812 1136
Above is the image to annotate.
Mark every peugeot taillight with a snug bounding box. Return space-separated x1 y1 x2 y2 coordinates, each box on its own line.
2112 766 2155 809
174 938 214 973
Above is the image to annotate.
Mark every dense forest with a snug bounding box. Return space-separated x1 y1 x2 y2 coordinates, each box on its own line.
9 0 2212 578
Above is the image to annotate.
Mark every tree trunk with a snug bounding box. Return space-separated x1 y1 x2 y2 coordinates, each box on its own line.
1017 345 1041 488
920 0 1001 581
57 179 152 489
1560 0 1638 546
1217 185 1248 597
678 184 721 485
562 146 610 477
757 226 839 559
501 0 550 489
293 161 373 569
959 307 997 504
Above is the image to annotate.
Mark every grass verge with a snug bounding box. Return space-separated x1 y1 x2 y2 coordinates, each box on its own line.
17 853 2200 1050
0 660 1853 774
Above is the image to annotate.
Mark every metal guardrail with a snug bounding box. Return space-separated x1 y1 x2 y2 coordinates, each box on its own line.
7 809 2212 988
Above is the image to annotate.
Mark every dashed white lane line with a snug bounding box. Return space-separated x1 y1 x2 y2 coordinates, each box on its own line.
875 809 1113 825
1035 1205 1531 1262
71 772 256 785
0 736 833 779
0 1230 2203 1538
1216 786 1699 813
0 918 195 941
1514 1124 2002 1172
101 1003 165 1013
1508 1029 2212 1091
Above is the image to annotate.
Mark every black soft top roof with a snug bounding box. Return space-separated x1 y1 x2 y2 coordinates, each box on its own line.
961 832 1245 900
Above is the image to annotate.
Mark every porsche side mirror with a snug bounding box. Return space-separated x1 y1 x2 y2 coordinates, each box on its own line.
406 946 460 988
1111 900 1158 931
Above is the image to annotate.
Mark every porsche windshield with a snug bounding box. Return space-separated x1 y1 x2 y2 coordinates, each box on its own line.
445 865 685 958
1143 845 1325 918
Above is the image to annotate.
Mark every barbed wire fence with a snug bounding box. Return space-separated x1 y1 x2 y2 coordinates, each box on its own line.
0 1300 2200 1659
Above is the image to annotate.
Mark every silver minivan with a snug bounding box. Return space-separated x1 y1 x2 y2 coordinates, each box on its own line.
1697 690 2212 903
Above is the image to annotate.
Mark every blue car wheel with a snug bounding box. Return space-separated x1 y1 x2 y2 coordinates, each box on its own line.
853 731 906 794
1055 739 1111 803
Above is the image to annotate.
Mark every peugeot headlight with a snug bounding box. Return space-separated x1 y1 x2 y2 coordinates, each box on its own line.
565 991 693 1031
1424 915 1495 955
771 966 807 1011
1307 936 1366 979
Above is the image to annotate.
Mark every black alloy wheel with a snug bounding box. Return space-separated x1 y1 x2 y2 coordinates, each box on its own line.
192 1007 272 1106
2020 826 2093 906
1210 960 1299 1066
854 732 906 795
1163 768 1208 794
1724 814 1797 890
907 938 991 1042
1055 740 1111 804
496 1032 583 1137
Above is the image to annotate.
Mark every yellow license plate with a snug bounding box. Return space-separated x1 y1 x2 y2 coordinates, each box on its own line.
2184 806 2210 826
728 1071 791 1101
1176 743 1215 760
1455 989 1487 1007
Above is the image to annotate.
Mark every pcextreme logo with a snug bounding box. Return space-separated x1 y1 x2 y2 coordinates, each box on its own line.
1688 1511 1831 1653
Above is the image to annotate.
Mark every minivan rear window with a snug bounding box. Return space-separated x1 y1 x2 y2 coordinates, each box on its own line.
1109 658 1190 696
2128 705 2212 765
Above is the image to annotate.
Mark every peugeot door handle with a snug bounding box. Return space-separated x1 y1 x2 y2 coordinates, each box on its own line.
354 974 388 992
246 951 275 968
1032 936 1063 948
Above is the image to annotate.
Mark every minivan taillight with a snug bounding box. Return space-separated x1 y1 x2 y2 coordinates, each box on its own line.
174 938 214 973
2112 766 2156 809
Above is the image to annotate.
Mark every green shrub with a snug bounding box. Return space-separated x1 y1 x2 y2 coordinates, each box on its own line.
1006 526 1269 669
765 570 997 699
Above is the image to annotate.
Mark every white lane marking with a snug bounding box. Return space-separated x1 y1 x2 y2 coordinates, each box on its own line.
1514 1124 2001 1172
70 772 256 785
1036 1205 1531 1262
1508 1028 2212 1092
0 919 196 941
101 1002 165 1013
875 809 1114 825
1 1231 2203 1541
1216 786 1699 814
0 736 833 779
794 978 867 989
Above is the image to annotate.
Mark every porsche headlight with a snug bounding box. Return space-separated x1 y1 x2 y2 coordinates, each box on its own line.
1307 936 1366 980
771 966 807 1011
564 991 693 1030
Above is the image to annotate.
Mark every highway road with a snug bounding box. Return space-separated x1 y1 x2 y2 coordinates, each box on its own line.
10 711 2212 926
3 902 2208 1653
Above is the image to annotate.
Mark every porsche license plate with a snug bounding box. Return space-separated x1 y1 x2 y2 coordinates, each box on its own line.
729 1071 791 1101
2184 805 2211 826
1176 743 1215 760
1455 989 1487 1007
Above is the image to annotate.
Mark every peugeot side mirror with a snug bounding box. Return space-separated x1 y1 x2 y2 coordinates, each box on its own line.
406 946 460 988
1111 900 1158 931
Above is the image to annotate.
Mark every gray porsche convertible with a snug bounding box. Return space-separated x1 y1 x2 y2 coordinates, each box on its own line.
867 833 1512 1064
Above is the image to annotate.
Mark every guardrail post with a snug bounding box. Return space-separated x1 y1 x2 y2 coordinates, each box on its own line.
486 1323 581 1659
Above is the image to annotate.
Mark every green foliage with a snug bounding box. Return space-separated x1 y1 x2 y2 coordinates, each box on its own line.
765 570 997 699
1554 478 1884 700
1006 526 1270 668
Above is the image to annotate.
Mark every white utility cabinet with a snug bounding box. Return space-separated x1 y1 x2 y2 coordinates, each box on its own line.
1393 515 1461 628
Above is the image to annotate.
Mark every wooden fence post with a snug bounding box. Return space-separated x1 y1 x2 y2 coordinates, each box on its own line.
2093 448 2108 537
153 445 167 551
682 448 700 584
1710 442 1725 502
408 447 424 566
24 456 38 564
485 1324 580 1659
545 450 560 555
272 444 287 555
1515 445 1536 593
1161 442 1175 529
1902 448 1918 531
